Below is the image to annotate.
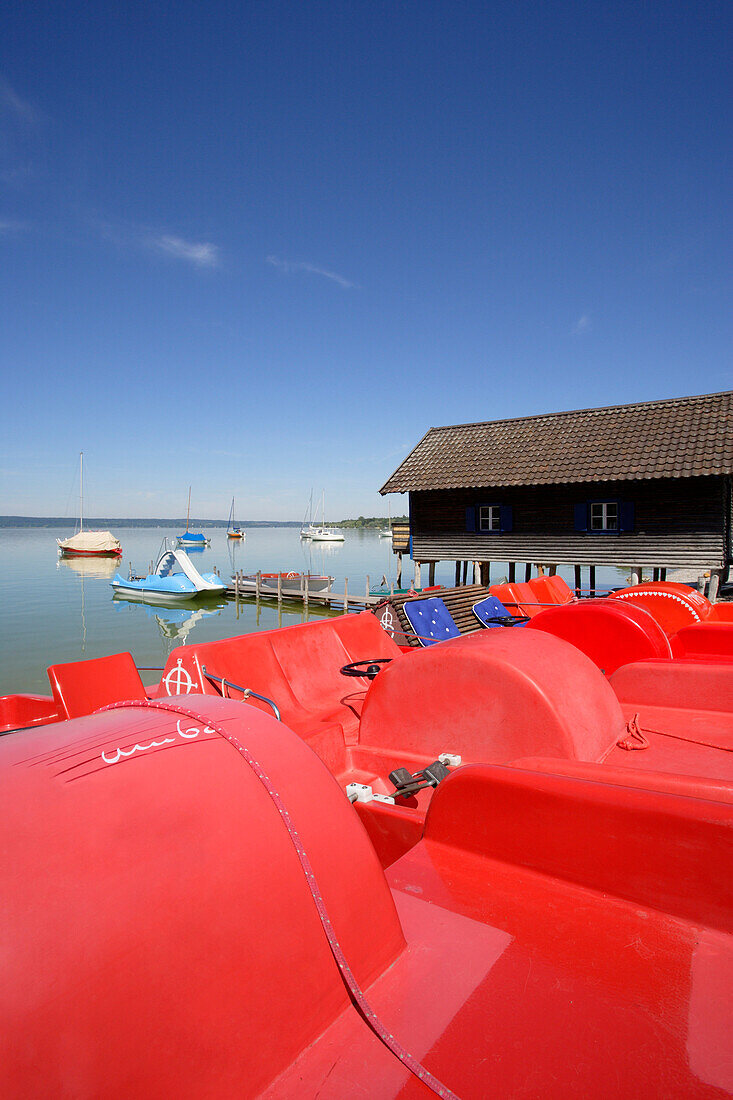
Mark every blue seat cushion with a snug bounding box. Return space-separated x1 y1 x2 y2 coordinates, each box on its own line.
404 597 461 646
473 594 520 628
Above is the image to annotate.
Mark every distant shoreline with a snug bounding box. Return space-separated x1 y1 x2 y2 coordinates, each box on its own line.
0 516 402 529
0 516 303 529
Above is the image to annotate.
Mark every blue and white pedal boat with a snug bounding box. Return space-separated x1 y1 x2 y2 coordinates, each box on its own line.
111 543 227 603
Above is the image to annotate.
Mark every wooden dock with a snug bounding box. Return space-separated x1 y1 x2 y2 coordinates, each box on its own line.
225 571 382 612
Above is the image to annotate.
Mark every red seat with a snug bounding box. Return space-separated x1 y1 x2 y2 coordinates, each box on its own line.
47 652 147 720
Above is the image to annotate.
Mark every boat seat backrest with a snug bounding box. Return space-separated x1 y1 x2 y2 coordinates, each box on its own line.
403 597 461 645
472 594 518 628
528 575 575 605
48 651 147 720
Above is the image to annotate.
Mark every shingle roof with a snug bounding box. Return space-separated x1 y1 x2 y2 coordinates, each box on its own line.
380 391 733 493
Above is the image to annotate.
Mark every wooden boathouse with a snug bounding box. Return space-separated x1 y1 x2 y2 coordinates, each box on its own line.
380 391 733 597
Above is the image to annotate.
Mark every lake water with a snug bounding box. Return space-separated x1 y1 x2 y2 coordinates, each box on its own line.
0 525 624 695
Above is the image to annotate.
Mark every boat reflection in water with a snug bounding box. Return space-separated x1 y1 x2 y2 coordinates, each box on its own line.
57 555 118 580
112 592 228 645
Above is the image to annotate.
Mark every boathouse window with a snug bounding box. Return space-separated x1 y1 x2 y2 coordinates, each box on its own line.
479 505 501 531
590 502 618 531
574 501 634 533
466 504 513 532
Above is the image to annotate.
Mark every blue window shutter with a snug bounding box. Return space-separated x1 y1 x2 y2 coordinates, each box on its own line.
619 502 635 532
465 506 476 532
574 502 588 531
499 504 513 532
408 534 413 557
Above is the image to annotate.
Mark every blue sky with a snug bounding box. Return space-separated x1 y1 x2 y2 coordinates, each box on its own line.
1 1 730 520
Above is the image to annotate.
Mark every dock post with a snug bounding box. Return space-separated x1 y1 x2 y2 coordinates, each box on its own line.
589 564 596 596
304 573 309 614
414 562 422 588
365 574 370 598
574 564 581 595
344 577 348 613
256 570 261 599
277 572 282 605
549 564 557 576
524 563 531 582
428 562 436 586
509 562 516 582
455 561 460 586
396 552 403 588
462 560 468 584
235 571 239 602
390 580 394 596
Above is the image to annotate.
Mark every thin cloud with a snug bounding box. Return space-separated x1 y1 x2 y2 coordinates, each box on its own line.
0 218 25 234
150 234 220 268
267 255 357 289
0 76 38 125
572 314 591 335
147 234 216 268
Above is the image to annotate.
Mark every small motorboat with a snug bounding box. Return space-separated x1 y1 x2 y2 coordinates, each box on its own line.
57 452 122 557
232 571 332 596
111 542 226 602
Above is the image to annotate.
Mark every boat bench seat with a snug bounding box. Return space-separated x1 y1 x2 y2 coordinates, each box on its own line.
47 651 147 720
421 761 733 933
160 612 402 762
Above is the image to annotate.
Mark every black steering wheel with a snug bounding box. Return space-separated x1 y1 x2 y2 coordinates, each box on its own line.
340 658 393 680
486 615 530 627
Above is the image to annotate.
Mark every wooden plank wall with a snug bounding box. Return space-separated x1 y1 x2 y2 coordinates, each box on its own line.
408 476 727 568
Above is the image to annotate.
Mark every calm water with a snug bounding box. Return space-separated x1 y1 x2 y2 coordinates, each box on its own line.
0 525 623 695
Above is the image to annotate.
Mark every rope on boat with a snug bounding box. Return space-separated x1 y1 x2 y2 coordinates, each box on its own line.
99 697 459 1100
618 712 733 754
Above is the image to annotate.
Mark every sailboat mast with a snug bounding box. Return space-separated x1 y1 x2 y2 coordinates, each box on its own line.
79 451 84 532
186 487 191 533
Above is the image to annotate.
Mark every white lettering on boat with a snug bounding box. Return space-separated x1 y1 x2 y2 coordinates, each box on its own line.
101 719 213 765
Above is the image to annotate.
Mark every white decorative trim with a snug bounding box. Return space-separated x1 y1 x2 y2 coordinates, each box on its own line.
614 588 702 622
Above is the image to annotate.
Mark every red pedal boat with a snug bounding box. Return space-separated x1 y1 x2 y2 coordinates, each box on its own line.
2 602 733 1096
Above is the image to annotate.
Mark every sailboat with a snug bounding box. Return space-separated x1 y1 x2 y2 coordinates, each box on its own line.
300 490 316 539
56 453 122 558
226 497 245 540
310 491 345 542
378 499 392 537
177 488 211 547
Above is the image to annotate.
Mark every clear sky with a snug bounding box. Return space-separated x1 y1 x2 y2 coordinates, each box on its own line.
1 1 730 520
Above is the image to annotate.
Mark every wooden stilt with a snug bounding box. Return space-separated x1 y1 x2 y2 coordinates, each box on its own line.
661 568 667 581
396 552 403 588
414 562 422 588
574 564 581 595
549 564 557 576
365 574 370 598
455 561 461 586
277 573 282 605
462 560 468 585
589 564 596 596
509 562 516 583
428 562 436 586
524 562 531 582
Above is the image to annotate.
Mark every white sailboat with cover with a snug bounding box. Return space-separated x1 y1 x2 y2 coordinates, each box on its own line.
57 453 122 558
